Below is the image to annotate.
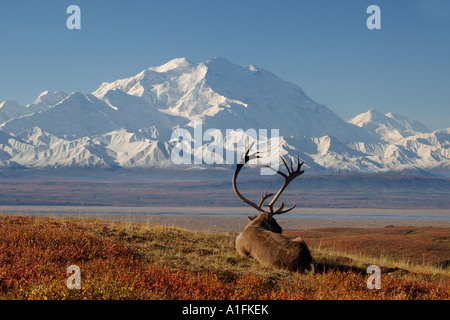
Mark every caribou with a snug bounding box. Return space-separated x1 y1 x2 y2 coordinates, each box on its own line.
233 149 314 273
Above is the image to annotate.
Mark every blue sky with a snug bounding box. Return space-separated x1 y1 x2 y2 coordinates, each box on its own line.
0 0 449 130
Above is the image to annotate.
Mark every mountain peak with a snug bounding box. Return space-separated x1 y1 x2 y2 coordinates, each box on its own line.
349 108 431 143
37 90 51 98
348 108 388 126
204 56 246 70
0 100 21 109
365 108 385 118
28 91 69 108
368 108 383 115
149 57 195 73
206 56 231 64
386 112 406 121
0 100 24 122
386 112 431 133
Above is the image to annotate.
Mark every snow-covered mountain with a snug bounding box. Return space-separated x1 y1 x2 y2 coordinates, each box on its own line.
0 100 23 123
0 91 69 124
91 57 373 143
349 109 431 143
0 57 449 176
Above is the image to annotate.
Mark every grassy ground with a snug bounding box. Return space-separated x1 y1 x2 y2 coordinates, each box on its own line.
0 214 448 300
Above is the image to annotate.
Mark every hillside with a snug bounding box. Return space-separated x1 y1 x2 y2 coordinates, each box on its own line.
0 215 448 300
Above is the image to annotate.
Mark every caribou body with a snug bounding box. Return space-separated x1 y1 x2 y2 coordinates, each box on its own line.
233 149 314 273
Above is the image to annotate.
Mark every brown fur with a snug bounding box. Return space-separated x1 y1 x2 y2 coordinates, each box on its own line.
233 150 313 272
236 213 314 273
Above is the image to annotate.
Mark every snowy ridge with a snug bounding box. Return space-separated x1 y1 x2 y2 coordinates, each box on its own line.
0 57 449 176
348 108 431 143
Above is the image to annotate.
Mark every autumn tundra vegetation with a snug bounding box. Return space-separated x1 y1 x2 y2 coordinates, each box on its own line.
1 152 449 300
0 214 448 300
0 150 448 300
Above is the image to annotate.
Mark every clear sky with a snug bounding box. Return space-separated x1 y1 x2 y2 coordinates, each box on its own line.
0 0 449 130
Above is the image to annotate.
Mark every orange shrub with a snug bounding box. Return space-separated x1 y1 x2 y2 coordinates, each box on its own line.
0 216 448 300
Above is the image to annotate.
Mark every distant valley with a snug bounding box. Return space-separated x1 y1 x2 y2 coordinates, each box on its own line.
0 169 449 209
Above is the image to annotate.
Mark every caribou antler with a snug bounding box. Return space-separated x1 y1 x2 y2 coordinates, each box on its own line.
265 155 304 215
232 148 266 213
258 191 274 208
232 148 304 217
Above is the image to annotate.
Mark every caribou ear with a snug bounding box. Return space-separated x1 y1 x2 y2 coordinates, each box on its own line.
248 215 258 221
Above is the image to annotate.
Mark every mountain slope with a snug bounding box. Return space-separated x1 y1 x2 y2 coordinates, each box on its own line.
25 91 69 114
0 91 69 125
382 128 450 175
0 100 23 123
1 92 118 138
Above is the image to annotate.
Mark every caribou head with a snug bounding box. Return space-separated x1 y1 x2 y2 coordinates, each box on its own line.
233 148 314 273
